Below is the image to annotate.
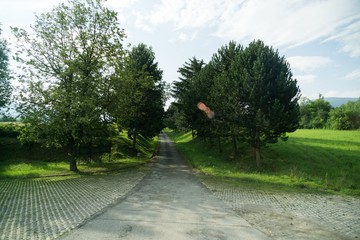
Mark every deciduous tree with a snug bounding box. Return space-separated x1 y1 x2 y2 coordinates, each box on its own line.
12 0 126 171
0 24 11 109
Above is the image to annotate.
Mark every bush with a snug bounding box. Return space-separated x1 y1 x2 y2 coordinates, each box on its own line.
0 124 22 138
327 99 360 130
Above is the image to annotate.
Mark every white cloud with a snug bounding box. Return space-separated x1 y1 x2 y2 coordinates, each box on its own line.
134 12 154 32
326 16 360 57
216 0 360 49
324 90 360 98
287 56 331 73
295 75 317 84
148 0 184 26
177 32 197 42
105 0 138 9
132 0 360 57
345 69 360 80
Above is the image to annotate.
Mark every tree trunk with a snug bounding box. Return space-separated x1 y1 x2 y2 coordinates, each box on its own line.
218 136 222 153
254 146 261 168
69 143 78 172
231 135 237 159
132 130 137 150
69 156 78 172
254 130 262 167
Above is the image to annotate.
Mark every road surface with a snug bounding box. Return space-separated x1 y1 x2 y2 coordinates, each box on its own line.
60 133 269 239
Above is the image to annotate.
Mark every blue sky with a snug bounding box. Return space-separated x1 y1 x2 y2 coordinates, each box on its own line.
1 0 359 101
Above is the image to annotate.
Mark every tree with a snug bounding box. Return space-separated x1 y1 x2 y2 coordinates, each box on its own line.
0 24 11 109
299 95 332 129
208 41 243 155
114 43 164 149
328 98 360 130
163 102 187 131
172 57 205 136
12 0 126 171
235 40 300 167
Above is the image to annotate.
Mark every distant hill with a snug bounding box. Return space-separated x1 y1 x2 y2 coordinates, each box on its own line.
324 97 359 108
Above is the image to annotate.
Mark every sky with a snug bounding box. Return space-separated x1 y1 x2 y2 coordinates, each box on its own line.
1 0 360 102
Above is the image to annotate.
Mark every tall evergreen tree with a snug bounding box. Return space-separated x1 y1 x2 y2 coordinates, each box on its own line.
172 57 205 135
114 43 164 149
209 41 243 155
235 40 300 167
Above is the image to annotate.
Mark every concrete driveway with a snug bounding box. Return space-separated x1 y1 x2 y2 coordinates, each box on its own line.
59 133 270 239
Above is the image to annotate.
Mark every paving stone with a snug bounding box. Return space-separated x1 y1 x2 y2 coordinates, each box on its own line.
0 169 147 240
202 180 360 239
1 166 359 239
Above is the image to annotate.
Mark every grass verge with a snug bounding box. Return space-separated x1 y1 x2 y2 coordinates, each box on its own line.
165 129 360 196
0 129 158 179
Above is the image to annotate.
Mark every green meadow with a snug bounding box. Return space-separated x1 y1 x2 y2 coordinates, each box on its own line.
0 123 157 179
166 129 360 196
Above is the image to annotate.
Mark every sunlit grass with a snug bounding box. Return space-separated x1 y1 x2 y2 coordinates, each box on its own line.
0 128 158 179
166 129 360 196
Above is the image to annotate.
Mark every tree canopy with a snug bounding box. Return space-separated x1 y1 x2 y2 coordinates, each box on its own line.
113 43 165 149
299 95 332 129
0 24 11 109
12 0 126 171
327 98 360 130
168 40 301 167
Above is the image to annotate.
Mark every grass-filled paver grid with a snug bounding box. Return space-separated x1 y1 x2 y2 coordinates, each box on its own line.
0 169 146 240
202 179 360 239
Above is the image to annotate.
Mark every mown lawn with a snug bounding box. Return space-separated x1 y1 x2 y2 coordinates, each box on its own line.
166 129 360 196
0 127 158 179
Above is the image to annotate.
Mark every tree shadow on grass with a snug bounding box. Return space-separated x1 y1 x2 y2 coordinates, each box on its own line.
174 136 360 196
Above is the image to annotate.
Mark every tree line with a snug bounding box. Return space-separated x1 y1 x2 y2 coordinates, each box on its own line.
165 41 301 167
299 95 360 130
0 0 165 171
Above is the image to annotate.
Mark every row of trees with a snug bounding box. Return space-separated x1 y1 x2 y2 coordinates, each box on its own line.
299 95 360 130
2 0 165 171
166 41 301 167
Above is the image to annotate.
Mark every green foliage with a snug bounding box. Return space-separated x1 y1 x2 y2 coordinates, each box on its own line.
113 43 165 149
12 0 126 171
299 95 332 129
327 98 360 130
170 40 301 167
0 123 157 178
166 129 360 196
163 103 188 132
237 40 300 166
171 57 205 132
0 24 11 109
0 123 22 138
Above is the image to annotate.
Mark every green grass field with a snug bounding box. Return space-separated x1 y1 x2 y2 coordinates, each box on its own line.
166 129 360 196
0 124 158 179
